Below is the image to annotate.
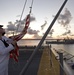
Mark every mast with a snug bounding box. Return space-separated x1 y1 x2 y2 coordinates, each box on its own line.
19 0 68 75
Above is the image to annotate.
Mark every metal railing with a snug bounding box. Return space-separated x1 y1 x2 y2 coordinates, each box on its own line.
47 45 67 75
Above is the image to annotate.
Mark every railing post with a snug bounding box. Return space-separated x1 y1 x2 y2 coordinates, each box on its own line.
59 52 64 75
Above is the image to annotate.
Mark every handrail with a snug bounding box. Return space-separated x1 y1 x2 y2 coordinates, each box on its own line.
50 47 67 75
50 47 74 75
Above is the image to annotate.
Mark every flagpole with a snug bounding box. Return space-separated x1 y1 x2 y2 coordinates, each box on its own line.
19 0 68 75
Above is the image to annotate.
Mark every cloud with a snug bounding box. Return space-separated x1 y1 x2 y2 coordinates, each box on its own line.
6 15 43 39
62 30 71 36
26 27 42 39
6 15 36 32
57 8 72 27
7 22 16 31
41 21 47 30
49 29 54 36
33 34 42 39
27 27 40 35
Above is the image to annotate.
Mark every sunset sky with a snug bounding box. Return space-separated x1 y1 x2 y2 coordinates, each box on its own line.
0 0 74 39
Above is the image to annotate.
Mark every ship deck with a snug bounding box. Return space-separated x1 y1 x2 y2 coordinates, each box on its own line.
37 47 60 75
8 47 66 75
8 49 42 75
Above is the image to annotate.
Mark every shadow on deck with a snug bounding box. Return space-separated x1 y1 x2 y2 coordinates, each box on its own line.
8 50 43 75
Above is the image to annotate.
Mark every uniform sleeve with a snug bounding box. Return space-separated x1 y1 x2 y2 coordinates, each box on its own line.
0 44 14 55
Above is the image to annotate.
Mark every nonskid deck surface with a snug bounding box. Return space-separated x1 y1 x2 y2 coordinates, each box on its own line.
37 48 60 75
9 47 66 75
8 50 43 75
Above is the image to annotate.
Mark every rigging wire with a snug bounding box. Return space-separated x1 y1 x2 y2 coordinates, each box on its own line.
29 0 34 14
16 0 34 33
16 0 28 32
20 0 28 21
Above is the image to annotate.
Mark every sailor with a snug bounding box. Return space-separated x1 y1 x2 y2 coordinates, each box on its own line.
0 25 16 75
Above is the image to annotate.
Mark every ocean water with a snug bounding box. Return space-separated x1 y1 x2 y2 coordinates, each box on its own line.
17 39 74 55
17 39 40 46
17 39 74 63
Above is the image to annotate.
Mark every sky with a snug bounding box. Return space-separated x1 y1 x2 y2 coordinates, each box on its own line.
0 0 74 39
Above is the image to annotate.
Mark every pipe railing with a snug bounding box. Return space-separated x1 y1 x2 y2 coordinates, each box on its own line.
48 45 67 75
47 44 74 75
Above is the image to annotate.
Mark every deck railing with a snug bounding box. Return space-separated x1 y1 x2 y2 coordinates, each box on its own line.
47 45 67 75
47 44 74 75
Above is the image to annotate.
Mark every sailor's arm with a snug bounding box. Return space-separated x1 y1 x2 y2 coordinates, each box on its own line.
9 30 27 41
0 41 16 55
0 44 14 55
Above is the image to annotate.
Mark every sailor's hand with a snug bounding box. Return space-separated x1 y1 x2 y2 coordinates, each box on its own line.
11 40 17 47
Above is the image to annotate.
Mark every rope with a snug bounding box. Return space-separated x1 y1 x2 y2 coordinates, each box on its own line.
29 0 34 14
16 0 34 32
16 0 28 32
20 0 28 21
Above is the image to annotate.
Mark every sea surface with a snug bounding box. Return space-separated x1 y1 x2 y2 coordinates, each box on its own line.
17 39 74 55
17 39 74 64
